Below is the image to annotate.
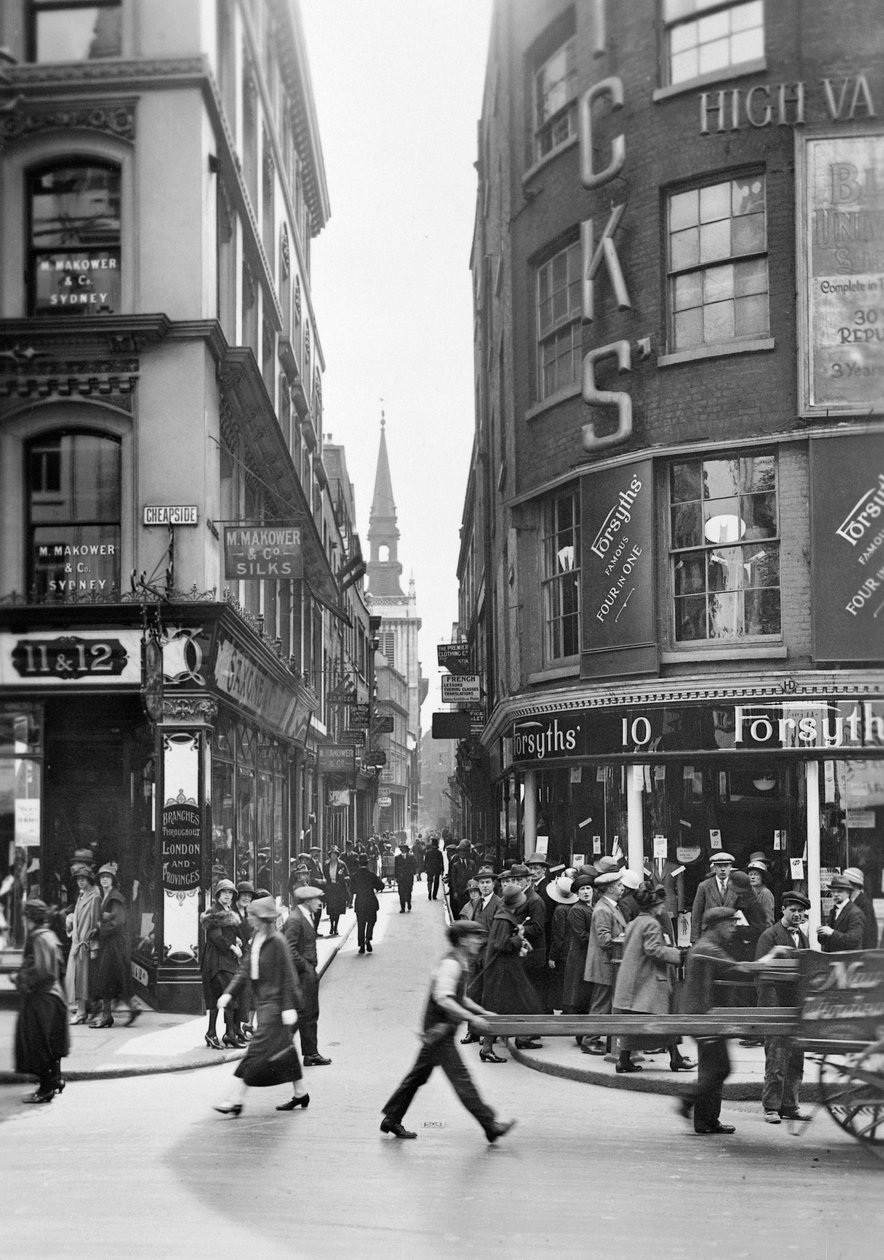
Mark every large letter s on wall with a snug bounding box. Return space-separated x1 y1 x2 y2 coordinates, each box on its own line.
582 340 632 451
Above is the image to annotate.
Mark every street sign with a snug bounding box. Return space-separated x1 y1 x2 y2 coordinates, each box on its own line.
437 642 472 674
143 505 198 526
373 715 394 733
441 674 481 703
350 703 370 727
431 711 470 739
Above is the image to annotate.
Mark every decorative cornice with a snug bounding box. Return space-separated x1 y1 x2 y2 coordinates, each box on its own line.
1 58 205 89
0 97 136 148
482 670 884 746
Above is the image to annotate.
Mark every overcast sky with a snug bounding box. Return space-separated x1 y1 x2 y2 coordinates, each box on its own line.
300 0 493 719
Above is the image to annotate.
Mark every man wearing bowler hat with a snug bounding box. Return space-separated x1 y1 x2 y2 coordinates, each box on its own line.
690 852 741 943
284 886 331 1066
755 892 812 1123
817 875 866 952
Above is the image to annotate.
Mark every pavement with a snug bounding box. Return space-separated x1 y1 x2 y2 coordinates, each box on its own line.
0 894 797 1100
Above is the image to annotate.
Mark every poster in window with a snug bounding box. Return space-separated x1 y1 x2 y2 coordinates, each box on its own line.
34 251 121 315
580 458 657 677
797 130 884 416
810 432 884 661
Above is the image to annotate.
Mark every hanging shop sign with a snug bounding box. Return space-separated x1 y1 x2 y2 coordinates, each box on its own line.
143 505 198 526
441 674 481 703
372 714 395 734
317 744 356 775
797 129 884 416
580 459 657 678
510 698 884 764
437 642 472 674
810 432 884 661
223 525 303 579
350 704 370 728
161 795 202 891
0 630 142 686
431 710 471 739
364 750 387 767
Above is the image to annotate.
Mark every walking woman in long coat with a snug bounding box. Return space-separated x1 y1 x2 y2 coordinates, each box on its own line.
64 863 101 1023
322 847 350 936
562 875 595 1039
14 898 70 1103
90 864 138 1028
612 882 695 1074
478 887 541 1063
200 878 245 1049
214 896 307 1116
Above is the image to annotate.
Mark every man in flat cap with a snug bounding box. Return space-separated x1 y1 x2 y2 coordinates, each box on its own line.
817 875 866 952
755 892 812 1123
690 853 740 943
380 920 515 1144
679 905 778 1135
284 886 331 1066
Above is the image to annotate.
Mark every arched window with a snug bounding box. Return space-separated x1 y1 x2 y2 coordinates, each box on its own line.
27 430 121 600
28 160 121 316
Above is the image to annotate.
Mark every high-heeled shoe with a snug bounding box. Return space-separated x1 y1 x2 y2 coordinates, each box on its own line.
204 1033 223 1050
88 1015 113 1028
222 1032 247 1048
213 1102 243 1117
615 1060 642 1073
51 1078 66 1096
70 1013 89 1025
276 1093 310 1111
124 1006 141 1027
479 1049 506 1063
22 1089 55 1104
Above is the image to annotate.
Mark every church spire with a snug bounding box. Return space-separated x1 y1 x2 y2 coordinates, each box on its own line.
366 406 403 597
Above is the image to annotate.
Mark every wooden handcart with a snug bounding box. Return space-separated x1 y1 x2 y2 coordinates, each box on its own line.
483 949 884 1148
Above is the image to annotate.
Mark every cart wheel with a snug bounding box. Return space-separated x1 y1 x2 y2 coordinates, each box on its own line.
818 1045 884 1146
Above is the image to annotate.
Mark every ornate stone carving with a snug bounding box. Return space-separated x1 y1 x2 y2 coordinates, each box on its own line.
0 99 136 147
158 695 218 726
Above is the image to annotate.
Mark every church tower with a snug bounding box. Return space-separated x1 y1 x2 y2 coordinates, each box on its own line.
365 413 426 838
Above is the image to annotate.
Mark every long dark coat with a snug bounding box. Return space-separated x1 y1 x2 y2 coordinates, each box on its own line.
95 887 132 1001
562 901 594 1010
224 930 303 1087
200 904 242 1004
350 866 384 921
15 925 70 1079
321 860 350 917
480 905 542 1016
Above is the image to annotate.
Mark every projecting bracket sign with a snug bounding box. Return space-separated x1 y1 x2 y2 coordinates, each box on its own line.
441 674 482 703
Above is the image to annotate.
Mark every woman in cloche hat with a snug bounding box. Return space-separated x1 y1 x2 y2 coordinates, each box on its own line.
90 864 139 1029
14 899 69 1103
200 879 245 1049
64 862 101 1024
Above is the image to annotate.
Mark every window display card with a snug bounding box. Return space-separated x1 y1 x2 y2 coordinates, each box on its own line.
683 764 694 780
596 766 607 782
592 835 602 854
654 764 666 780
536 835 549 855
790 857 805 879
709 829 722 849
632 765 645 789
572 853 585 868
570 766 582 784
773 830 784 850
578 816 592 828
653 835 668 858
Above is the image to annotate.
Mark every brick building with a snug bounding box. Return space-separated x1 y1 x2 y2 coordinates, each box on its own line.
458 0 884 940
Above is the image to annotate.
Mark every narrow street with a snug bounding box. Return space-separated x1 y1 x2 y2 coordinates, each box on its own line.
2 891 881 1260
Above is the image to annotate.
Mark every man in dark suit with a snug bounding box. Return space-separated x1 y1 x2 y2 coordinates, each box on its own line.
423 838 444 901
843 867 879 949
755 891 811 1124
284 886 331 1066
514 862 548 1032
461 866 501 1045
690 852 741 943
817 875 866 951
394 845 417 913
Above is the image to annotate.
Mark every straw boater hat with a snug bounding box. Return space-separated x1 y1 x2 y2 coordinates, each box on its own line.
619 870 642 891
842 867 865 888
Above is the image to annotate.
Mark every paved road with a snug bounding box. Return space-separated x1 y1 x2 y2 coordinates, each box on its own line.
2 889 882 1260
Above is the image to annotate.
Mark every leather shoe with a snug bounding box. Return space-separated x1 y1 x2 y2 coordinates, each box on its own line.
695 1122 736 1134
276 1093 310 1111
479 1049 506 1063
514 1039 542 1050
88 1015 113 1028
615 1061 642 1073
581 1042 607 1055
460 1032 479 1044
213 1102 243 1117
780 1110 812 1122
763 1110 782 1123
22 1090 55 1104
380 1117 417 1139
485 1119 516 1144
669 1057 696 1072
303 1053 331 1066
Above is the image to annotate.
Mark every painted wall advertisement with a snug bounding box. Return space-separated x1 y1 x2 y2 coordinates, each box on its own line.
810 432 884 661
799 129 884 415
580 458 656 677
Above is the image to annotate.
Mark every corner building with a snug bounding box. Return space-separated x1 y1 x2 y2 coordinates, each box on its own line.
0 1 372 1010
460 0 884 941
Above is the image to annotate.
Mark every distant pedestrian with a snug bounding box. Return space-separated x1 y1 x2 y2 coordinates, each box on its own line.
395 845 417 913
380 920 515 1144
284 885 332 1066
817 875 865 951
322 848 350 936
214 896 308 1117
64 862 101 1024
90 864 138 1028
14 898 69 1103
351 854 384 954
424 838 444 901
842 867 879 949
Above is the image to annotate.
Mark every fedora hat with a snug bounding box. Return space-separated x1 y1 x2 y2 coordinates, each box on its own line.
526 852 551 866
476 866 497 880
509 863 530 879
829 874 853 890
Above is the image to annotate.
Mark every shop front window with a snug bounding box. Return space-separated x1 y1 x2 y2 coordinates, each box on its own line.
817 757 884 933
27 430 121 601
0 705 43 948
28 161 121 315
670 451 780 642
542 488 581 660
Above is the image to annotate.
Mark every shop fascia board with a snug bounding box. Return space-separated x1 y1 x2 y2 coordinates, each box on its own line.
478 669 884 751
